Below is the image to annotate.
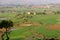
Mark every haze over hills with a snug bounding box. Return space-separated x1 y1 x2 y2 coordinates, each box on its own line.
0 0 60 5
0 0 60 9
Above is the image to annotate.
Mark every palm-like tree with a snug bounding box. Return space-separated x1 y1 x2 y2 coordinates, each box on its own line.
0 20 13 40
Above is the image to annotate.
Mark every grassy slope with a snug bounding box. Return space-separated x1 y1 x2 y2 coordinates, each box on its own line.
0 8 60 40
7 14 60 40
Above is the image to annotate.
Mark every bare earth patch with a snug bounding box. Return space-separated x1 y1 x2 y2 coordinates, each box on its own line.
0 28 6 40
46 24 60 30
14 22 41 27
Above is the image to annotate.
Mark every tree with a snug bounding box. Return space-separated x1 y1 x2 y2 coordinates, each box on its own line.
57 11 60 14
0 20 13 40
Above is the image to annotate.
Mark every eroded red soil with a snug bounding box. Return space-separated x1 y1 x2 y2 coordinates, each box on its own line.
46 24 60 30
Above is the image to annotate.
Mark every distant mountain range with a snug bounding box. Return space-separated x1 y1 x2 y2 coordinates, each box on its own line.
0 3 60 9
31 4 60 8
0 3 60 7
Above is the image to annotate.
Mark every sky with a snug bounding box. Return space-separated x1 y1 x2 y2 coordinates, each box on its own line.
0 0 60 5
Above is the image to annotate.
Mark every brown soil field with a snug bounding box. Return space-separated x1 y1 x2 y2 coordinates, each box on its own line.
46 24 60 30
